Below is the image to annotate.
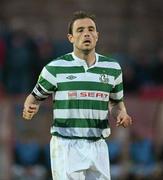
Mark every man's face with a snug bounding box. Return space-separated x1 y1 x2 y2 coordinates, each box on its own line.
68 18 99 52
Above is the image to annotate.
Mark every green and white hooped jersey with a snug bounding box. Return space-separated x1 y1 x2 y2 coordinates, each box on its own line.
32 52 123 140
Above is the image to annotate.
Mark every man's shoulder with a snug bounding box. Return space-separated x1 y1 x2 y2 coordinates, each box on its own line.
97 54 121 70
56 53 74 61
98 54 118 63
46 53 74 67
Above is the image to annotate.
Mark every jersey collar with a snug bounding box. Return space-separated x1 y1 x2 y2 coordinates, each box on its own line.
72 52 99 70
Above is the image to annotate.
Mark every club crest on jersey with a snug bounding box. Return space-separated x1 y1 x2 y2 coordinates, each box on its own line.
99 74 109 83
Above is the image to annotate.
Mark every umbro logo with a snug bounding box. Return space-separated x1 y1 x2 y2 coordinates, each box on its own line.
66 75 77 80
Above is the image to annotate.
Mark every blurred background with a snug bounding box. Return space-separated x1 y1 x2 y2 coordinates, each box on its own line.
0 0 163 179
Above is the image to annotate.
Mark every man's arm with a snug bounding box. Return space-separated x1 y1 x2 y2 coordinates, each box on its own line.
109 100 132 128
23 94 41 120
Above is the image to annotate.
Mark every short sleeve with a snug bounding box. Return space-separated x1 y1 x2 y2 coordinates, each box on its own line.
110 66 123 102
32 66 57 100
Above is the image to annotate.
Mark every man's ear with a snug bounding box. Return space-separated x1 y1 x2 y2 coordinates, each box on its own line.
96 32 99 42
67 34 74 43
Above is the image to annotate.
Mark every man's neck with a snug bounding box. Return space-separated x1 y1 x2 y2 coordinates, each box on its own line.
73 49 96 67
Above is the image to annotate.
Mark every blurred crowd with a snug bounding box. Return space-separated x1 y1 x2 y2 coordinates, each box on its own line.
112 50 163 96
12 130 51 180
0 24 72 96
107 128 163 180
0 23 163 97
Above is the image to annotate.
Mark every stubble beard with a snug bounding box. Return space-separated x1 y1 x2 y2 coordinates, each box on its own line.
75 44 95 56
82 48 91 55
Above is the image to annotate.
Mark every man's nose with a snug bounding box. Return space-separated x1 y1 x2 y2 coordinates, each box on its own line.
84 33 90 38
83 30 90 37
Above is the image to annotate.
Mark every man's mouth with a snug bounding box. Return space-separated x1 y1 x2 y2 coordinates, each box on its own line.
83 40 91 44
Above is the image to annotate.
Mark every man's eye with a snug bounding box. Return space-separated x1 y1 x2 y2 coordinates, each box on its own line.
89 28 94 32
78 29 83 32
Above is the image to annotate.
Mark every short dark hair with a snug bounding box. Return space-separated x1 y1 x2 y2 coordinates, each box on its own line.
68 11 96 34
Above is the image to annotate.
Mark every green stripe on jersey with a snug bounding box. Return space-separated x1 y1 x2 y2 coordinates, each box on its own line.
54 100 108 110
53 118 108 129
98 55 117 62
57 81 112 92
88 67 121 78
38 76 56 91
56 54 74 61
111 83 123 93
46 66 85 75
51 132 103 140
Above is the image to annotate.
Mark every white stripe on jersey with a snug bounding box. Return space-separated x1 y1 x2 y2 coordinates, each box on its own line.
55 90 109 101
56 72 115 85
41 67 57 87
53 109 108 120
38 83 54 94
115 73 122 84
33 86 49 98
51 126 111 137
110 90 123 100
97 61 121 70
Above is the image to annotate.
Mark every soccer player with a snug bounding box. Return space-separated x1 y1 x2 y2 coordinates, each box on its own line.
23 11 132 180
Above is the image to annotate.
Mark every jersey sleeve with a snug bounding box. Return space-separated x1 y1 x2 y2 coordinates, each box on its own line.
32 65 57 101
110 64 123 102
